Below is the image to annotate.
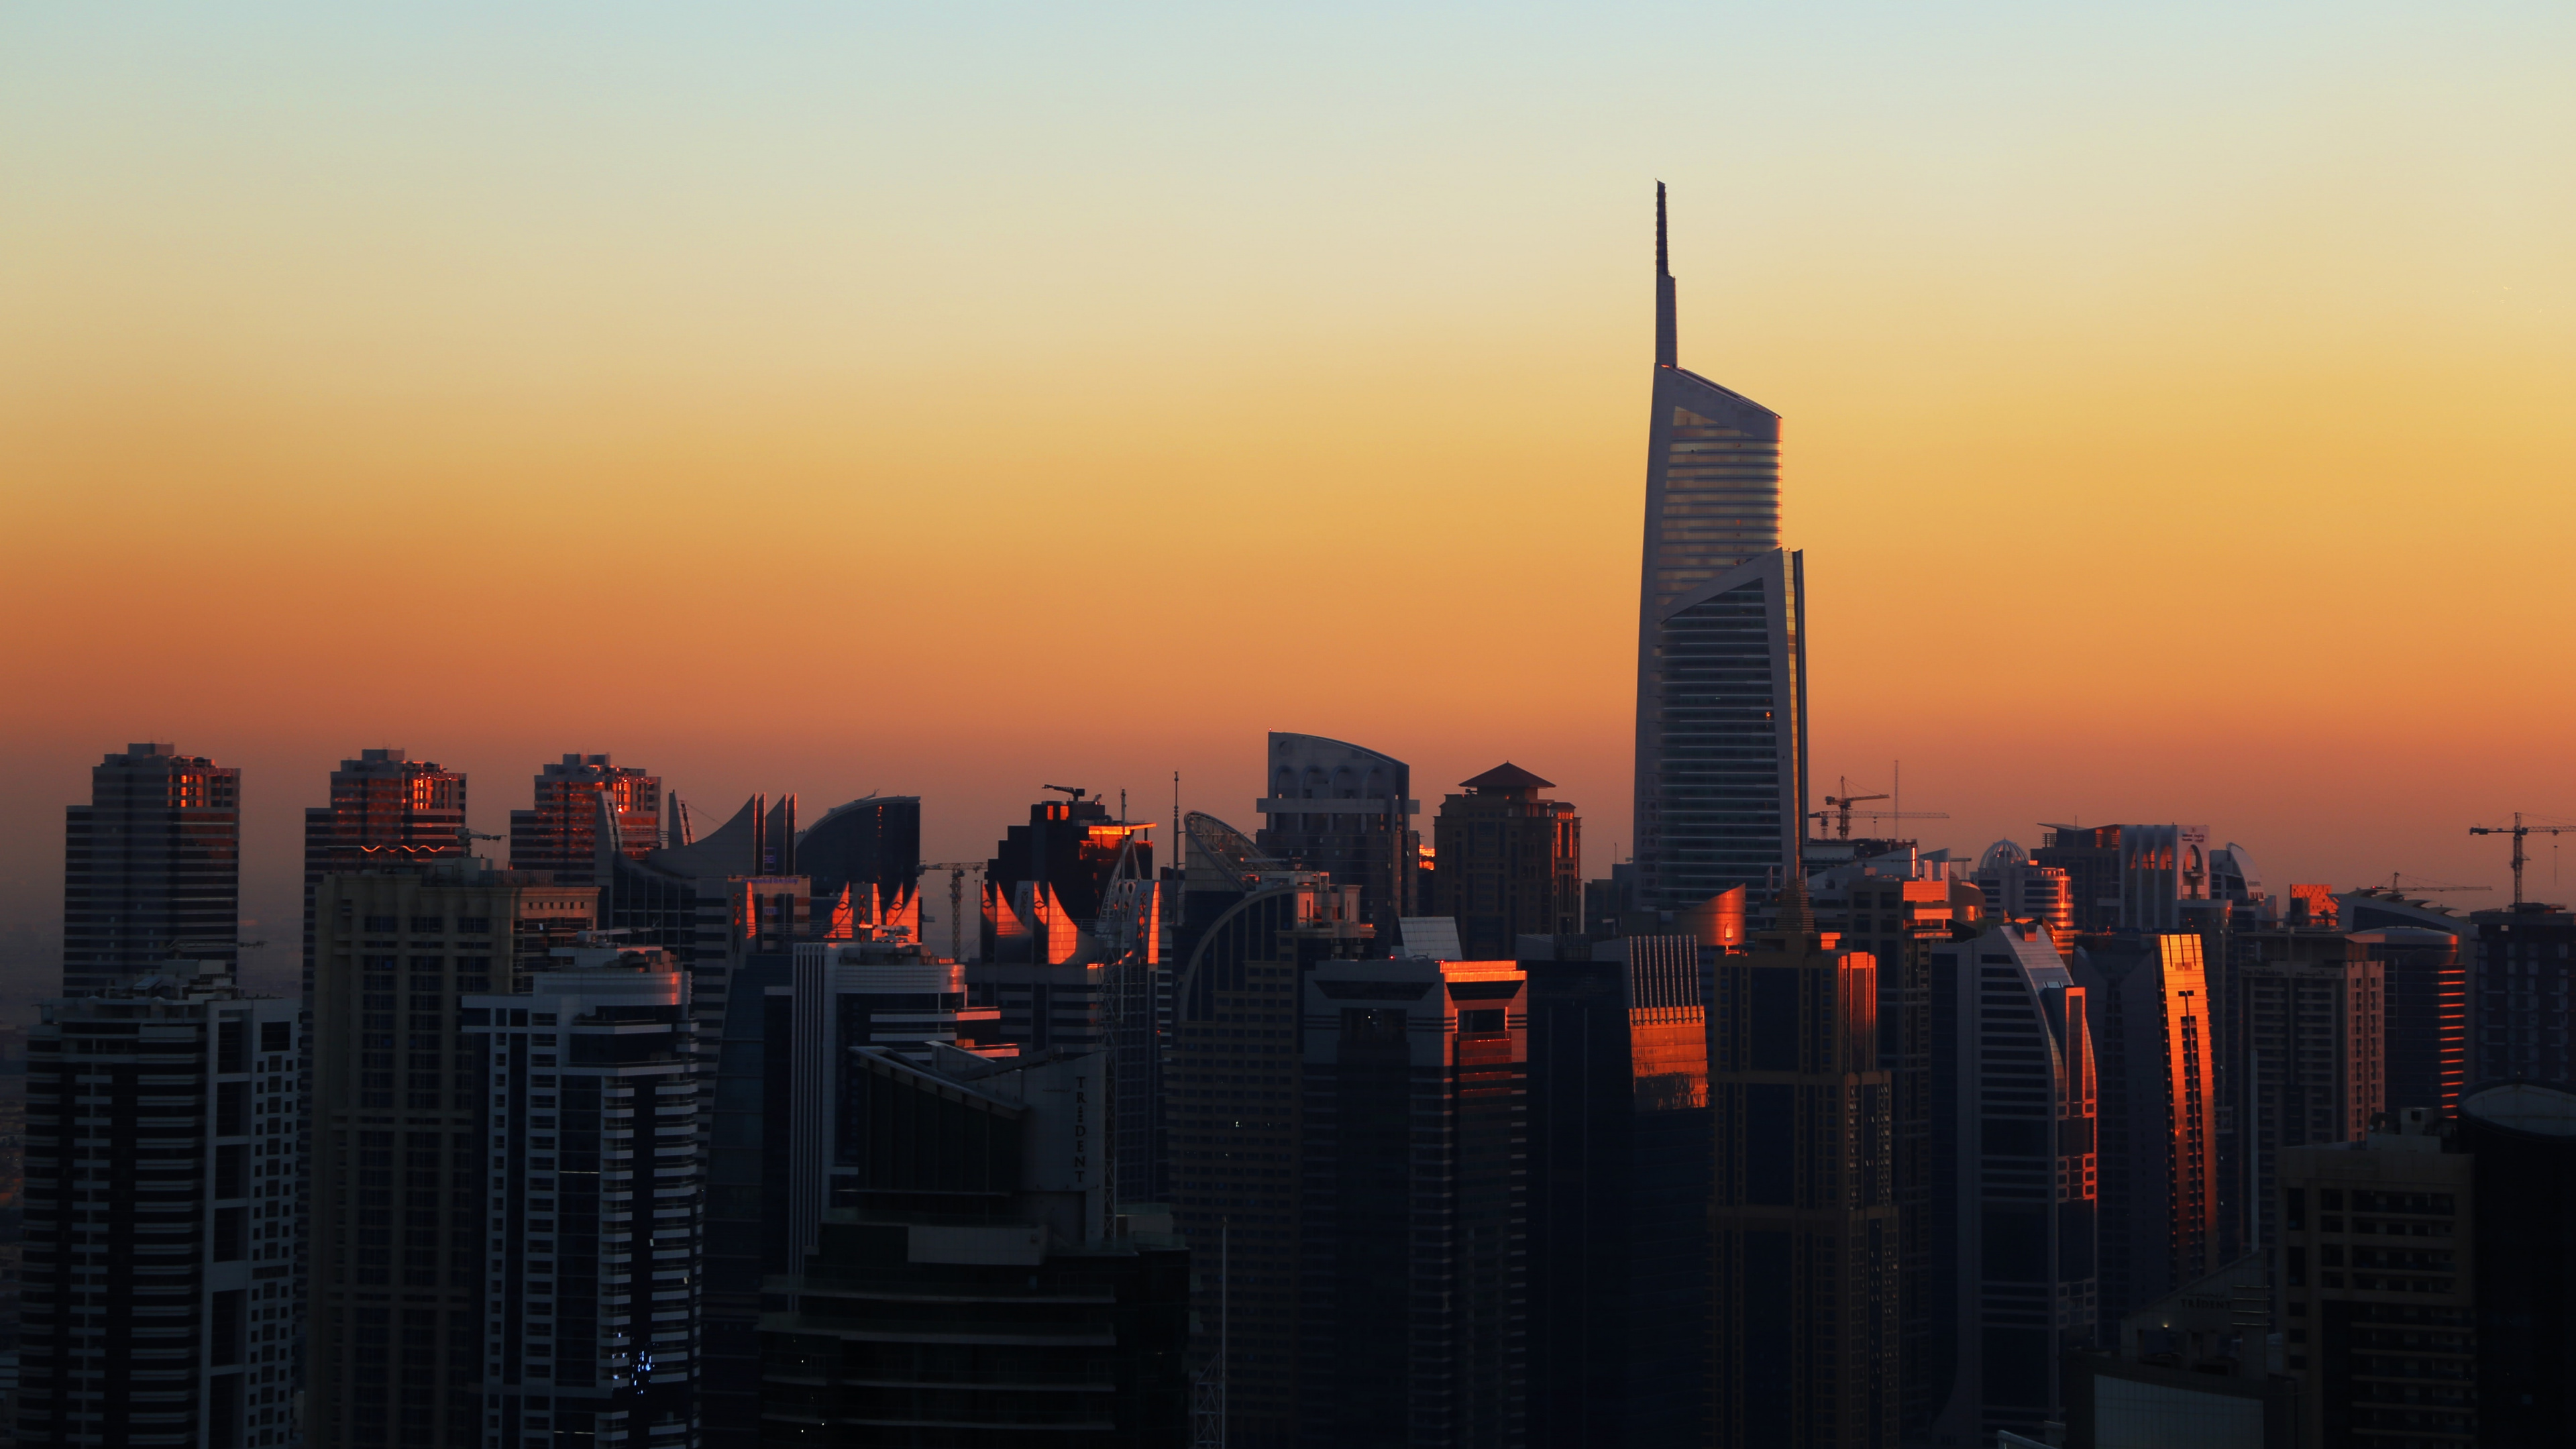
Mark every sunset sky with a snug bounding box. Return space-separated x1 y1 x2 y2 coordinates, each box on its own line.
5 2 2573 996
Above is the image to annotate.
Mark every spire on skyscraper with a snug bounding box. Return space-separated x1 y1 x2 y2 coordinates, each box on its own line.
1655 180 1678 369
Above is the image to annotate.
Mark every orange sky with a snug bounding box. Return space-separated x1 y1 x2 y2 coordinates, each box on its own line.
5 3 2573 996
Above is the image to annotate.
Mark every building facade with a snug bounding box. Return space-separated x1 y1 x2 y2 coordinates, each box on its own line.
2237 936 2383 1251
2466 903 2576 1089
1297 957 1528 1449
62 743 241 994
17 971 301 1448
1254 732 1420 936
303 748 468 1002
464 947 702 1447
1709 895 1897 1449
2069 934 2219 1337
1428 764 1582 959
1926 922 2100 1446
510 754 663 888
307 861 597 1448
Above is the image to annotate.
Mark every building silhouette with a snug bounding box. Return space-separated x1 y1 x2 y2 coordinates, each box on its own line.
1298 955 1528 1449
305 861 596 1448
1709 889 1897 1448
1255 732 1420 937
1926 922 2100 1443
464 946 702 1446
301 748 468 1003
1629 190 1803 924
61 743 241 994
17 969 301 1448
2347 926 2468 1118
2466 902 2576 1089
2068 933 2219 1338
1972 841 2074 943
1428 763 1582 959
510 753 664 888
2457 1081 2576 1448
2235 929 2383 1250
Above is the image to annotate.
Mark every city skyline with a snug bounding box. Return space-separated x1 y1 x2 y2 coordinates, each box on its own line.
7 5 2576 989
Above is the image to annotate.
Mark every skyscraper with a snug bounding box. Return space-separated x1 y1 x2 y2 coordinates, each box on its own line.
1629 187 1804 921
2236 936 2383 1250
18 968 303 1448
1925 922 2100 1443
464 946 702 1446
61 743 241 994
306 860 597 1448
2466 902 2576 1089
1255 731 1420 937
303 748 468 1006
1427 763 1582 959
1709 892 1897 1449
2068 933 2218 1336
511 754 663 888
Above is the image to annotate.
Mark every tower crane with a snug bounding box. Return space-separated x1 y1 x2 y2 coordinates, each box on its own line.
2377 873 2490 896
918 861 983 962
2469 812 2576 907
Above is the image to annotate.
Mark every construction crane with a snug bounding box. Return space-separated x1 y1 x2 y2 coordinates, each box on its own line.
2469 812 2576 906
457 826 504 853
1042 784 1091 805
2378 873 2491 896
918 861 982 962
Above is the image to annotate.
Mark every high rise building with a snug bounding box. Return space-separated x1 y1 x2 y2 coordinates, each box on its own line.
1972 841 2074 943
303 748 468 1002
17 969 301 1448
60 743 241 994
2062 1253 2288 1448
2465 902 2576 1089
307 860 596 1448
2068 934 2219 1337
759 1046 1189 1446
976 792 1156 1052
2235 934 2383 1251
2273 1110 2475 1447
1925 922 2100 1444
1519 933 1711 1448
464 946 702 1446
1163 813 1372 1449
1629 186 1803 922
2031 824 2212 934
2456 1081 2576 1449
1708 892 1897 1449
2347 926 2467 1118
1298 956 1528 1449
1427 763 1582 959
511 754 663 888
1254 732 1420 936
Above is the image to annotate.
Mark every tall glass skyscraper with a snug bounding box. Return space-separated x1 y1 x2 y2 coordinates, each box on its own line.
1631 185 1806 918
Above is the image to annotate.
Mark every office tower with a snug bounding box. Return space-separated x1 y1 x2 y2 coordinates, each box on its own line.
1426 763 1582 959
2031 824 2211 934
2457 1081 2576 1449
17 969 301 1448
1299 957 1527 1448
1972 841 2074 943
303 748 468 1001
2466 902 2576 1088
1708 892 1896 1449
1925 922 2099 1444
1519 933 1711 1448
2033 827 2123 934
2068 935 2218 1336
511 754 663 887
1255 731 1421 934
60 743 241 994
2237 938 2383 1250
2274 1109 2475 1447
1165 813 1372 1449
307 860 597 1448
977 791 1156 1044
759 1046 1190 1445
795 794 924 921
2347 926 2467 1118
462 946 702 1447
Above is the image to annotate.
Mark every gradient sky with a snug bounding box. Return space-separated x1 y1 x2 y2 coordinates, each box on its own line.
5 1 2573 997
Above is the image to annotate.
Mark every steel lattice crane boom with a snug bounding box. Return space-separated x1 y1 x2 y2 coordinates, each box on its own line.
2469 812 2576 906
918 861 983 962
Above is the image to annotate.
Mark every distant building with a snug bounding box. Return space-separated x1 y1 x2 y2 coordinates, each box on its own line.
1709 891 1897 1448
510 753 663 888
2235 930 2383 1250
2061 1254 2290 1449
1629 184 1805 925
1254 731 1420 936
2346 926 2467 1118
758 1047 1189 1446
1427 763 1582 959
1163 814 1372 1448
2069 934 2220 1338
463 947 701 1446
1972 839 2074 943
60 743 241 994
17 970 301 1449
1299 956 1527 1448
2274 1108 2473 1447
2465 902 2576 1088
2033 824 2210 934
301 748 468 1003
306 860 596 1448
1926 922 2100 1444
